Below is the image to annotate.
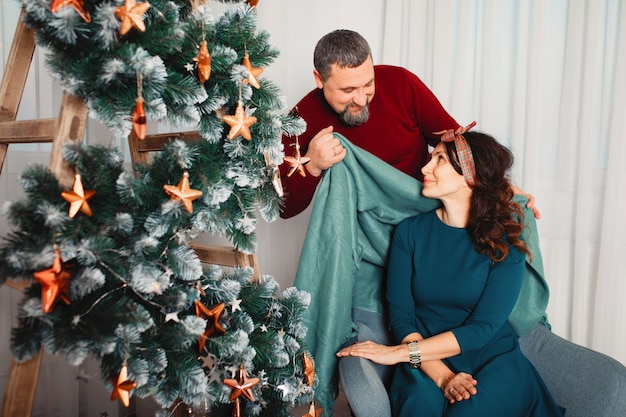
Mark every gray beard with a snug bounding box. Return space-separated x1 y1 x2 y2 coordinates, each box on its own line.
340 104 370 126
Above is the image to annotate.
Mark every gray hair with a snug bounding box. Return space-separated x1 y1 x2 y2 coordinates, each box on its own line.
313 30 372 81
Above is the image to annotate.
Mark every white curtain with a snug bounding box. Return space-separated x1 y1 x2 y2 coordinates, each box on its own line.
381 0 626 363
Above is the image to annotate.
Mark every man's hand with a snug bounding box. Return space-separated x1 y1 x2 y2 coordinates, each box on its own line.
512 185 541 219
304 125 346 177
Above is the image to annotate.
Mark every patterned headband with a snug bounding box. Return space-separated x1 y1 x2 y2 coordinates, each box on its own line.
433 121 477 187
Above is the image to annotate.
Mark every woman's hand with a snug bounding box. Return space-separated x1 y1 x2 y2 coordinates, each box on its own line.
441 372 478 404
336 341 404 366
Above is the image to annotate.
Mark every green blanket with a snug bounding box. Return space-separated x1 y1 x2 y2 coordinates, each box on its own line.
294 133 550 415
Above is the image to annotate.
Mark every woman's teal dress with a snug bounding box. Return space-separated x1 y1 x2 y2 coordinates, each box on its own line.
387 211 563 417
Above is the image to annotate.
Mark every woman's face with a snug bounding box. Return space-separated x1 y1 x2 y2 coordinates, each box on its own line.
421 143 469 200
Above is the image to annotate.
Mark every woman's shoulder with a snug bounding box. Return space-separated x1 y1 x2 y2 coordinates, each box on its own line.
396 210 438 231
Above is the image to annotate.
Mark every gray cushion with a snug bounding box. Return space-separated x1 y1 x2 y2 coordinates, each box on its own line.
520 323 626 417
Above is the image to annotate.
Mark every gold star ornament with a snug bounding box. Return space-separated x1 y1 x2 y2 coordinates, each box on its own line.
264 151 284 197
194 40 212 83
303 351 315 387
115 0 151 36
132 97 146 140
50 0 91 22
303 402 323 417
163 171 203 213
283 140 310 177
223 101 257 141
241 53 263 89
61 174 96 218
110 364 137 407
33 248 72 313
194 300 226 352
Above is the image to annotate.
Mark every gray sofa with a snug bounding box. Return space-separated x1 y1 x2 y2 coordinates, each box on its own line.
520 323 626 417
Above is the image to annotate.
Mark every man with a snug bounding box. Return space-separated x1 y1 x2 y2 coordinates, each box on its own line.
279 30 536 417
280 30 459 219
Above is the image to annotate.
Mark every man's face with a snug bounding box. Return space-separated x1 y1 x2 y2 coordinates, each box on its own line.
314 55 375 126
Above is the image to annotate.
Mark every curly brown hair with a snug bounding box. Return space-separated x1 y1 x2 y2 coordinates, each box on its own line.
444 131 530 263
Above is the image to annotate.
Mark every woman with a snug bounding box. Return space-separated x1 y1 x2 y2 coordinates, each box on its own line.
337 124 563 416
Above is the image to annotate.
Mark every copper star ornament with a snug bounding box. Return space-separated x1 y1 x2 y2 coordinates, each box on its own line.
163 171 203 213
61 174 96 218
223 101 257 141
194 300 226 352
132 97 146 140
241 53 263 89
194 40 212 83
303 402 323 417
115 0 151 36
303 351 315 387
264 151 284 197
283 141 310 177
51 0 91 22
33 248 72 313
109 364 137 407
223 366 260 402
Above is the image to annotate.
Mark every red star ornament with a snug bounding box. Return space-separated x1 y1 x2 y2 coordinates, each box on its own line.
223 366 260 402
283 141 310 177
241 53 263 89
194 300 226 352
115 0 151 36
33 249 72 313
163 171 203 213
194 40 212 83
61 174 96 218
132 97 146 140
50 0 91 22
223 101 257 141
110 364 137 407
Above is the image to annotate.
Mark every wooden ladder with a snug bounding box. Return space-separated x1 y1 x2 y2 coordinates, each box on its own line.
1 11 260 416
0 12 89 417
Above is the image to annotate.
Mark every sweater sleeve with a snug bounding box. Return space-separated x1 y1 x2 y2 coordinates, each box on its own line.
279 131 322 218
451 250 525 353
404 70 460 146
386 219 421 342
278 99 324 219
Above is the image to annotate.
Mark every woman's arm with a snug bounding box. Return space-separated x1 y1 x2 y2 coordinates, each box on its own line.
336 331 477 403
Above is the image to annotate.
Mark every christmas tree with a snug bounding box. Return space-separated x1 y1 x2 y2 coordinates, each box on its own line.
0 0 316 416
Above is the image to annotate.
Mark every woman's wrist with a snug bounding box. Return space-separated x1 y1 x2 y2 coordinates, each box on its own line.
406 341 422 368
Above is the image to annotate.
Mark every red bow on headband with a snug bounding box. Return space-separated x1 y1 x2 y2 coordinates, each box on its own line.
433 121 477 187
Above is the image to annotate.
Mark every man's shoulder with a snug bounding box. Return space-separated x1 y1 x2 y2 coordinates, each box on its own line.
373 65 422 88
294 86 323 107
374 64 413 77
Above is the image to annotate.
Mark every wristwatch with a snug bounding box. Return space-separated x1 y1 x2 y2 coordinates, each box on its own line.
407 341 421 369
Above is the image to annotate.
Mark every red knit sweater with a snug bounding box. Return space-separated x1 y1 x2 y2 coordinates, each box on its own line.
279 65 458 218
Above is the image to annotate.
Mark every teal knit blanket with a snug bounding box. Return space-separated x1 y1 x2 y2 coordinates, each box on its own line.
294 133 550 415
